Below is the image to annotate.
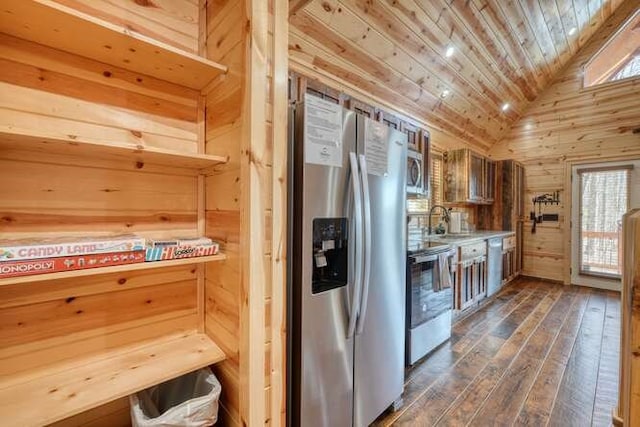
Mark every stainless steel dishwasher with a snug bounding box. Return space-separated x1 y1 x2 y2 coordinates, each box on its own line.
487 237 503 297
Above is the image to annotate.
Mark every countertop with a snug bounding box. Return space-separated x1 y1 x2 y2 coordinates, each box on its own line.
425 230 515 245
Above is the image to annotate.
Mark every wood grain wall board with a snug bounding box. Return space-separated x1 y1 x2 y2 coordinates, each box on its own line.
1 34 199 108
290 7 507 140
289 31 492 150
523 227 566 255
206 0 245 62
446 0 546 93
299 0 509 139
291 0 620 151
489 0 640 282
0 58 197 123
1 86 199 154
0 146 207 178
203 0 247 424
214 359 242 425
206 276 240 338
51 0 199 53
265 0 290 412
0 264 197 310
341 0 522 109
0 209 197 240
0 78 197 138
494 0 559 75
0 280 196 349
206 213 242 246
239 0 270 422
288 60 477 153
392 0 535 103
522 253 566 281
49 397 131 427
1 109 199 156
0 159 197 211
0 311 198 380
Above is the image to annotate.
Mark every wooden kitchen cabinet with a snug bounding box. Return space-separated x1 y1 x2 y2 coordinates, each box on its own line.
444 149 495 204
479 160 525 281
502 236 517 284
453 241 488 317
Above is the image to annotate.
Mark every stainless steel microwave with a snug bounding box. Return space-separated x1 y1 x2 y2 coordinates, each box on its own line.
407 149 425 194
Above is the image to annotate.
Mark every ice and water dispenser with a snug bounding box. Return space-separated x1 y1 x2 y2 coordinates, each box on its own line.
311 218 348 294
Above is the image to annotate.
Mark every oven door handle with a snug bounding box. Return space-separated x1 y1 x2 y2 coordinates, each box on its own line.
411 253 438 264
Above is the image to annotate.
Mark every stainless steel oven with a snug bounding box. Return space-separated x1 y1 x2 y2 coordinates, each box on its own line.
406 246 457 365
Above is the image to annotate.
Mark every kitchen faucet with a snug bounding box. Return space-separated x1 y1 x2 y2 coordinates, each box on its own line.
428 205 452 235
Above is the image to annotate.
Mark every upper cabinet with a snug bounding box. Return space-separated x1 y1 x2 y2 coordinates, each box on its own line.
444 149 495 204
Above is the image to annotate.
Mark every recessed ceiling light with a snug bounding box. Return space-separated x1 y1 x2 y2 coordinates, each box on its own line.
501 103 510 112
441 89 450 98
568 27 577 36
445 46 455 58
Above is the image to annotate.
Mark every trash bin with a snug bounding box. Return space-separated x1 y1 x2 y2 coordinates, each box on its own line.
130 367 221 427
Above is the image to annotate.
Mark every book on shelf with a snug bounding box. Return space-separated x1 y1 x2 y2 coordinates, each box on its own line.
0 235 145 262
145 243 219 262
147 237 213 247
0 251 146 279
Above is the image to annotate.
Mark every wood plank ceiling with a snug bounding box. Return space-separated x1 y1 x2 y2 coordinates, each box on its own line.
289 0 627 151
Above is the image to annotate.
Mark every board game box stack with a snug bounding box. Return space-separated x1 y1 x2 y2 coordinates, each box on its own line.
145 237 219 262
0 235 146 279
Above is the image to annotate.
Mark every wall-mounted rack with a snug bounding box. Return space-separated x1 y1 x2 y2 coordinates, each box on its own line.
531 191 561 233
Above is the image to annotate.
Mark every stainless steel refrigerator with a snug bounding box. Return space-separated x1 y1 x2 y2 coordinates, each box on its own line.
289 94 407 427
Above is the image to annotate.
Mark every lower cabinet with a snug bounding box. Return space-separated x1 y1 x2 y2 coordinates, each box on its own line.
454 242 488 317
502 235 517 284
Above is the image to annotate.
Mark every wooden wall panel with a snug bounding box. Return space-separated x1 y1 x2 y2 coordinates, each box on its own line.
48 397 130 427
289 0 621 152
0 7 207 423
51 0 199 54
204 1 287 425
0 268 198 377
489 0 640 283
203 0 246 425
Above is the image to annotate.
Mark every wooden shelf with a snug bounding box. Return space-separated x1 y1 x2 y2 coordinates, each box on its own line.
0 132 228 170
0 332 226 426
0 0 227 90
0 254 226 287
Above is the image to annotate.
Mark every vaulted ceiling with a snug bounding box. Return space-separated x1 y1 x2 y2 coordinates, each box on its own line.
289 0 628 151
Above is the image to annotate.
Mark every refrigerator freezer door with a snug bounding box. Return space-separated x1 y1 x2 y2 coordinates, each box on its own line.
354 118 407 426
296 99 357 427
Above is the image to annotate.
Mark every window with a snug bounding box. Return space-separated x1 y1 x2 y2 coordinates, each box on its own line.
431 152 444 207
578 166 631 278
583 10 640 87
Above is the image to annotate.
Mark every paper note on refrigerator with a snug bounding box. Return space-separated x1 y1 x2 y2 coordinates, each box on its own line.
304 94 343 167
364 119 389 176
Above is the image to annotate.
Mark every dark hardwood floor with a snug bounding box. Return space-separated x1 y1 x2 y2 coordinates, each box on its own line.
373 278 620 427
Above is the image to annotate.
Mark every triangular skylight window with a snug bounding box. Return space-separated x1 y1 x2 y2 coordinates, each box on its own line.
583 9 640 87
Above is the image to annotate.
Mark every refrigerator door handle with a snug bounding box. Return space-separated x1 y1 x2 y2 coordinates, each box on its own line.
347 151 364 339
356 154 372 335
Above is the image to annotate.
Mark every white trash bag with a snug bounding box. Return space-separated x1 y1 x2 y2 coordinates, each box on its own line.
130 367 221 427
